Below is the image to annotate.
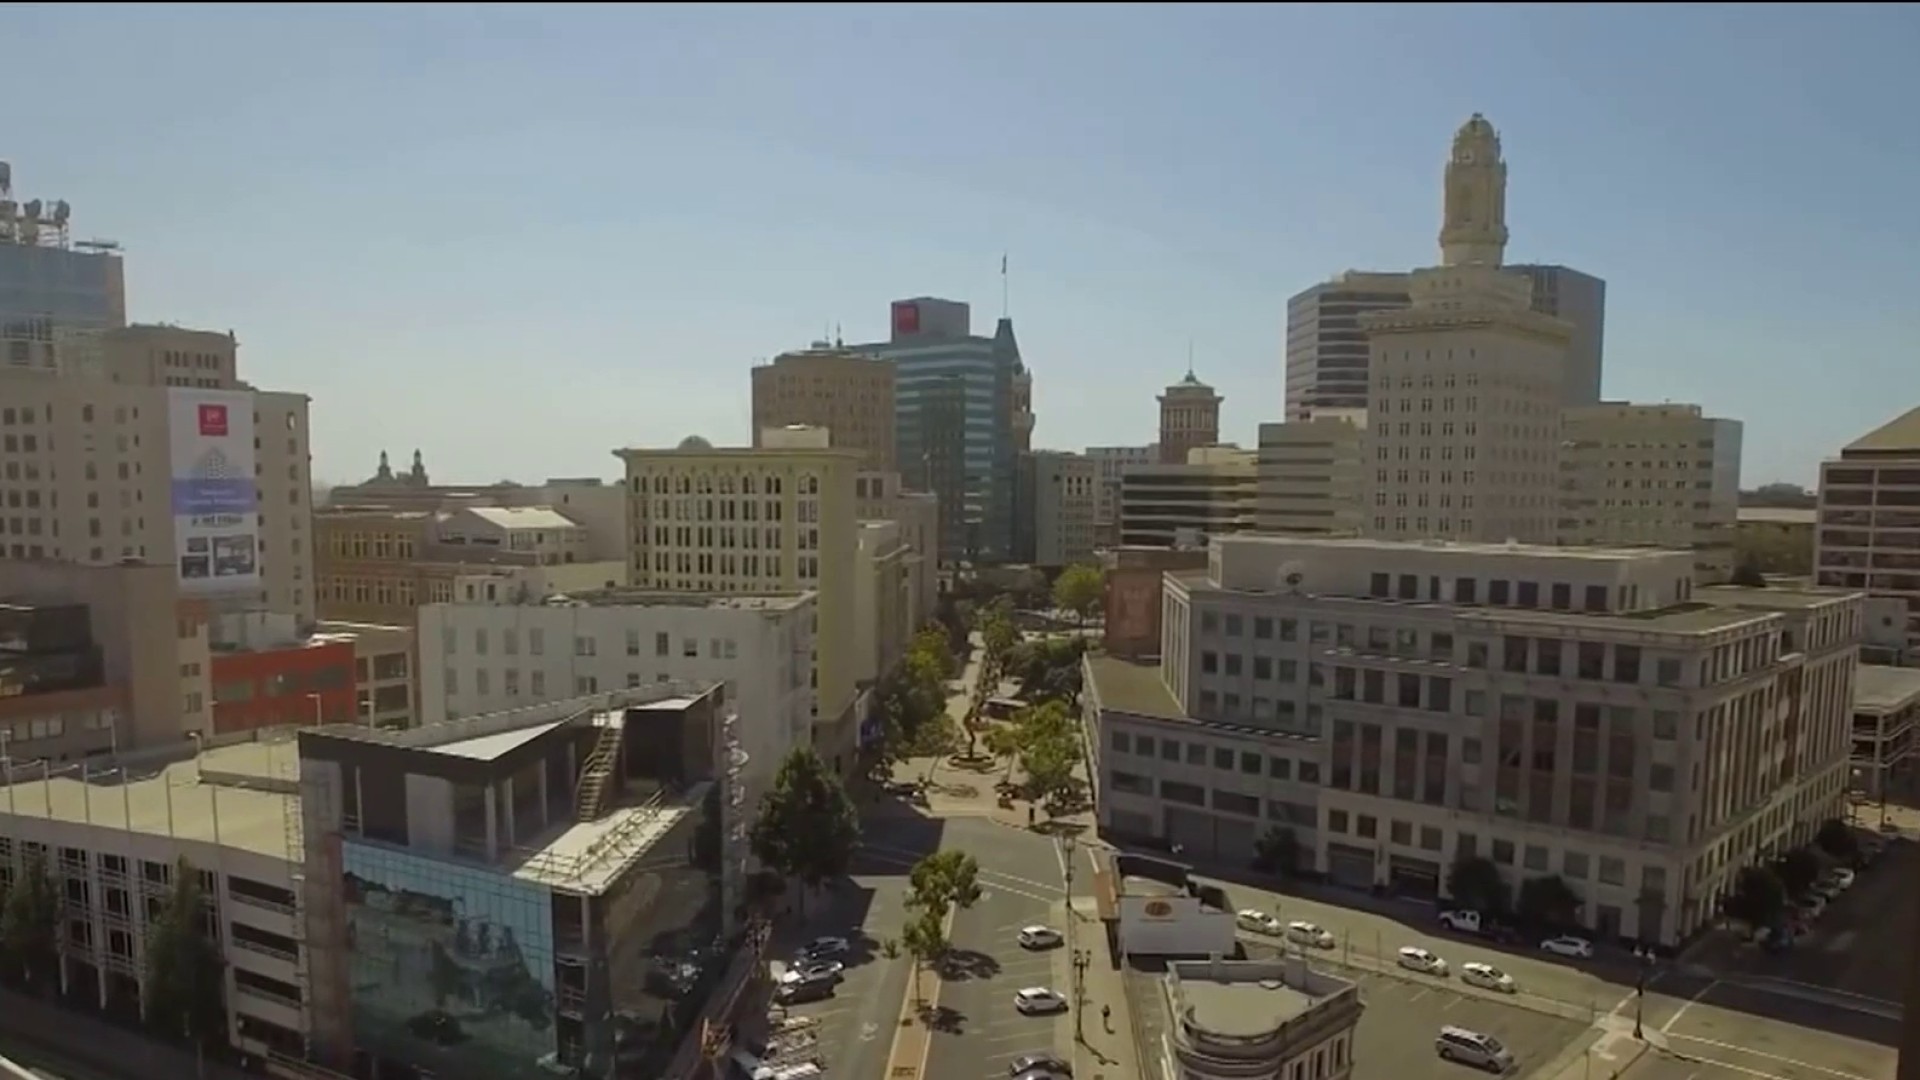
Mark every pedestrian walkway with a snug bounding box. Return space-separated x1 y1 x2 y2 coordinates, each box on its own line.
1058 897 1141 1080
0 987 251 1080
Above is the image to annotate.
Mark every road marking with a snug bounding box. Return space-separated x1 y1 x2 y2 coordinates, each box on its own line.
1661 1050 1857 1080
860 1022 879 1042
1661 1034 1875 1079
862 842 1064 895
1054 836 1070 882
1660 978 1717 1035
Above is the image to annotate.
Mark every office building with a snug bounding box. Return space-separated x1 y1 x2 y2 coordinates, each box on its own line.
1087 444 1157 548
1085 533 1859 945
1559 403 1743 581
1158 370 1223 466
1508 264 1607 405
1119 448 1258 550
854 520 915 693
1362 115 1572 545
750 345 898 471
1816 405 1920 657
848 298 1025 563
206 611 358 736
1852 665 1920 803
1027 451 1098 568
314 619 416 731
1156 957 1363 1080
1254 411 1366 536
294 686 752 1080
0 323 315 622
1284 272 1410 419
1101 548 1210 661
615 431 864 771
856 470 939 628
0 162 127 354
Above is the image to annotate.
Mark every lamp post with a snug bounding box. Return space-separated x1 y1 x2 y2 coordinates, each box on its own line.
1632 946 1654 1039
1071 947 1091 1044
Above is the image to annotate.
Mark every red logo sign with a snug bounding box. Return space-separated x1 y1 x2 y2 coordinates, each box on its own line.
1143 900 1174 918
197 403 229 437
892 301 920 337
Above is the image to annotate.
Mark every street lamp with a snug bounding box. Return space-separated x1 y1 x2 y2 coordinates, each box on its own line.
1071 948 1092 1044
1632 946 1655 1039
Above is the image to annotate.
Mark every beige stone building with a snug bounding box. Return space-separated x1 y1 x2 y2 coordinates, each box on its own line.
1030 450 1098 567
0 324 314 622
313 619 416 730
857 470 939 630
1119 447 1257 549
615 431 865 770
1086 533 1859 946
1559 402 1743 581
1851 664 1920 802
1363 115 1572 545
1254 410 1366 536
1816 405 1920 657
1158 370 1223 466
1086 444 1157 547
750 345 898 470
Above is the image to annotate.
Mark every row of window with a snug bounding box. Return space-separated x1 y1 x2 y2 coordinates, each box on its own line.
1109 729 1322 784
441 626 741 661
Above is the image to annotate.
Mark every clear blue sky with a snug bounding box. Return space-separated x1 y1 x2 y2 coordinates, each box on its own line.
8 3 1916 487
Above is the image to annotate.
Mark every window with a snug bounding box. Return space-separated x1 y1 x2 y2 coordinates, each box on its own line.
1213 747 1234 771
1419 826 1443 851
625 629 641 656
1598 857 1626 886
1253 617 1274 640
1212 790 1260 816
1523 845 1549 871
1390 820 1412 845
1110 730 1131 754
1491 839 1515 865
1239 751 1261 775
1563 852 1590 879
1355 815 1378 840
1268 757 1292 781
1655 658 1683 687
1327 809 1349 834
1651 710 1678 740
655 631 670 656
575 635 596 658
1160 780 1205 806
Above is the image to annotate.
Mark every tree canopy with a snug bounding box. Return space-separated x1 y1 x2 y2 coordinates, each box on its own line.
0 847 59 991
1815 818 1858 860
1051 564 1105 623
1253 826 1300 879
1008 700 1086 815
1723 865 1787 928
143 858 227 1047
1445 856 1506 913
750 748 860 905
1516 874 1582 928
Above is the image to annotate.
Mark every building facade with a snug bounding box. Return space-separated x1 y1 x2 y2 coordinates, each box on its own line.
1284 272 1411 420
0 163 127 354
1254 411 1366 536
1029 451 1098 568
1158 371 1223 467
1119 448 1258 550
1362 116 1572 545
1852 665 1920 803
1087 534 1860 946
856 470 940 629
206 612 358 735
614 435 863 771
315 619 416 731
849 298 1024 563
1815 405 1920 658
750 345 898 471
1560 403 1743 582
1507 264 1607 406
1086 445 1157 548
1158 957 1362 1080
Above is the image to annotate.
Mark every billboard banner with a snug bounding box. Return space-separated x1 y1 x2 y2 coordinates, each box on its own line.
167 389 259 594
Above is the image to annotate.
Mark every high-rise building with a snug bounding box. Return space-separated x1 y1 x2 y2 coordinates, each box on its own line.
0 324 315 622
1254 411 1366 536
1559 403 1743 581
1027 451 1098 567
1158 369 1223 466
856 470 940 627
749 345 898 470
1120 447 1258 549
1816 404 1920 657
1507 264 1607 404
848 298 1024 563
1362 115 1572 545
1285 272 1411 419
0 162 127 360
614 430 864 772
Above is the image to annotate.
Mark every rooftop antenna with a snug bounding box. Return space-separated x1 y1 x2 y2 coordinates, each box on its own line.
1187 340 1196 380
834 323 843 348
1000 252 1010 321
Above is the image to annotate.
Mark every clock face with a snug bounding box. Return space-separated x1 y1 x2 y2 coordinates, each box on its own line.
1458 150 1476 165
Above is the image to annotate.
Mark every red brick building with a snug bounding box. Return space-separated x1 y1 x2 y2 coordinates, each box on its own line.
209 638 356 735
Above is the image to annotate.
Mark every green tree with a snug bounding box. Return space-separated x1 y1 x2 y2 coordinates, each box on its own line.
983 723 1023 781
1724 866 1787 928
749 748 861 915
1815 818 1858 860
1445 856 1506 913
1774 849 1822 897
0 848 59 992
1253 826 1300 879
1051 564 1105 625
1516 875 1583 929
1010 701 1085 816
907 850 984 918
143 859 227 1049
905 711 961 763
900 907 948 1005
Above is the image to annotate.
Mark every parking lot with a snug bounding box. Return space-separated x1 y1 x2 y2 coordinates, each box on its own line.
924 891 1076 1080
1342 970 1590 1080
1723 838 1913 1005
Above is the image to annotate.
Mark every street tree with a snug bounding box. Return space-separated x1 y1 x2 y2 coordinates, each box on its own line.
1814 818 1858 860
1725 866 1787 928
1051 564 1105 626
1774 849 1822 896
900 908 948 1004
749 748 860 915
144 858 227 1048
983 723 1023 781
1253 826 1300 879
907 849 984 919
1445 856 1506 913
0 847 59 991
1516 875 1582 929
1010 700 1085 815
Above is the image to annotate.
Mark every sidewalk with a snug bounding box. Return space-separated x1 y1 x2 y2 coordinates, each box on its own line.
0 986 251 1080
1056 897 1141 1080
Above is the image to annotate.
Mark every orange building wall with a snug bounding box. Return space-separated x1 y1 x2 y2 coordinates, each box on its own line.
209 640 356 735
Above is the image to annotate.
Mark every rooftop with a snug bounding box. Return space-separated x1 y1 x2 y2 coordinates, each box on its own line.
1120 875 1187 899
1218 533 1689 563
459 506 582 531
548 588 812 612
1085 654 1182 719
1856 664 1920 714
1166 957 1358 1042
1698 584 1861 612
0 738 301 862
1460 600 1777 635
1843 405 1920 456
505 786 700 894
1737 507 1818 526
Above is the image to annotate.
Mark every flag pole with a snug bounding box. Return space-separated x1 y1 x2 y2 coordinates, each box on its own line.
1001 253 1010 320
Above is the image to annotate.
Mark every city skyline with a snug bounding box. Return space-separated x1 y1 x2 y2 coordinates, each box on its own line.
6 5 1915 489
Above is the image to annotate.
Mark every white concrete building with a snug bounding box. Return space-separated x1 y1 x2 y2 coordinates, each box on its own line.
1158 957 1362 1080
1119 447 1257 550
856 469 939 631
416 588 815 803
1087 533 1860 945
854 520 914 692
436 505 592 566
0 739 311 1062
1086 444 1157 545
1254 411 1366 536
1815 404 1920 658
1851 664 1920 801
1030 450 1098 567
314 620 416 730
1362 115 1572 545
1559 402 1743 582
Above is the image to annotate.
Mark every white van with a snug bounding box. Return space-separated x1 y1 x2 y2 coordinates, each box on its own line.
1436 1025 1513 1072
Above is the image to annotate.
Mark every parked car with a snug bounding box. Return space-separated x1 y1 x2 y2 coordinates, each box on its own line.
1008 1054 1073 1076
1438 909 1483 933
1237 910 1284 936
1286 921 1336 949
1014 987 1069 1015
1435 1025 1514 1072
1018 925 1064 950
1540 935 1594 958
774 977 835 1005
796 935 851 960
1397 946 1449 975
779 960 843 984
1828 867 1856 889
1460 962 1517 993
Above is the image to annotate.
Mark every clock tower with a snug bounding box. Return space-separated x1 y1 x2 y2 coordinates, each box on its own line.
1439 113 1509 268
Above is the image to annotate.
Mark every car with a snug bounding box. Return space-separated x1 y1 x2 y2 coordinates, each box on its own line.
1286 920 1336 949
1017 925 1064 950
1438 909 1483 933
1540 935 1593 958
1436 1025 1514 1072
1809 880 1843 901
1014 987 1069 1015
1460 962 1517 993
796 935 851 960
1397 945 1449 975
1828 868 1856 889
779 960 843 984
1008 1054 1073 1076
774 977 835 1005
1236 910 1284 936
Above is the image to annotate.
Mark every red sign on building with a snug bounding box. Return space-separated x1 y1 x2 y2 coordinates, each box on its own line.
197 403 230 437
891 301 921 338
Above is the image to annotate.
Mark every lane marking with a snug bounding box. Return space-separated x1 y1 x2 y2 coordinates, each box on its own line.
860 848 1058 903
1660 978 1717 1035
1661 1034 1876 1080
862 841 1065 895
1054 836 1070 882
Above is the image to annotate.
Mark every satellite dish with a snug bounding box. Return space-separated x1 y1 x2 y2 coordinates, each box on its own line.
1276 560 1308 593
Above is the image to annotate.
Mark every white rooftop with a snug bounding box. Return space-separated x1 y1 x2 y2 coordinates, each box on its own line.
429 719 568 760
463 506 581 530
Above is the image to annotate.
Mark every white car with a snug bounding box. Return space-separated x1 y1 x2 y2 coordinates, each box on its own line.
1438 909 1483 934
1017 925 1063 950
1461 962 1517 993
1286 921 1336 949
1397 945 1448 975
797 936 851 960
1540 935 1594 958
1829 868 1856 889
778 960 843 984
1014 987 1069 1015
1237 910 1284 936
